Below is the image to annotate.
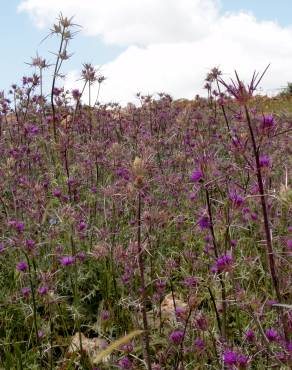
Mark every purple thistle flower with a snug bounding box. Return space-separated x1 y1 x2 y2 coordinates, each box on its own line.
16 261 28 272
76 251 86 261
195 315 208 331
155 279 166 294
182 276 198 288
38 330 45 339
259 155 271 168
72 89 81 100
223 349 249 367
230 239 237 248
116 167 130 181
25 239 36 250
245 328 255 342
62 195 70 202
38 286 48 295
210 265 217 273
100 310 110 321
287 341 292 352
67 177 75 186
265 328 278 342
26 124 39 136
190 169 203 182
198 216 210 230
287 239 292 251
77 221 87 232
169 330 184 345
204 235 212 242
242 207 250 214
229 191 244 207
213 254 233 273
60 256 75 266
261 114 275 129
21 287 31 297
237 354 249 367
118 356 132 369
91 185 97 193
120 343 134 353
194 337 205 352
14 221 25 233
52 87 62 96
223 349 237 366
188 192 196 201
52 188 62 198
175 307 186 320
152 292 161 304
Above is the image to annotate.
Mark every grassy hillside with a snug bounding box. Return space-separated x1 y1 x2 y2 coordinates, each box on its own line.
0 15 291 370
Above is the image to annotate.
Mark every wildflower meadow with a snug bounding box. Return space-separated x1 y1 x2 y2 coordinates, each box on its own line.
0 15 291 369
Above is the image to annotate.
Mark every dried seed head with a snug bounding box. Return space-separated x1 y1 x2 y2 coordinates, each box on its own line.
60 16 73 28
81 63 98 83
134 175 144 188
64 30 72 40
132 157 144 177
53 23 62 34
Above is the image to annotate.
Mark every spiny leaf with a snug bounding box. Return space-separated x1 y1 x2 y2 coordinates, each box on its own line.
272 303 292 310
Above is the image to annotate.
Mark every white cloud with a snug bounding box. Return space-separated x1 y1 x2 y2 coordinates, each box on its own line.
18 0 219 46
18 0 292 104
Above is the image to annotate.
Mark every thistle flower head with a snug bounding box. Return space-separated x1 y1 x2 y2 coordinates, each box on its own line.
223 349 237 366
60 256 75 266
259 154 271 168
261 114 275 129
29 55 50 70
118 356 132 369
16 261 28 272
71 89 81 100
81 63 98 83
38 286 48 295
229 191 244 207
265 328 278 342
190 169 203 182
169 330 184 345
21 287 31 297
218 65 270 105
194 337 205 352
198 216 210 230
213 254 233 273
245 328 255 342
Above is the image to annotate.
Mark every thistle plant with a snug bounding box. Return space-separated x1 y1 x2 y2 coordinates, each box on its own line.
219 68 289 341
132 157 152 370
48 14 79 139
0 16 291 369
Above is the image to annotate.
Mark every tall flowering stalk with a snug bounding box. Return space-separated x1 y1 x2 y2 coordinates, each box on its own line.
205 187 227 341
22 252 41 359
132 157 152 370
27 55 50 100
219 68 288 340
48 14 78 140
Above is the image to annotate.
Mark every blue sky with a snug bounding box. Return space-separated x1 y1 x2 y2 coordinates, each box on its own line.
1 0 122 93
220 0 292 26
2 1 292 102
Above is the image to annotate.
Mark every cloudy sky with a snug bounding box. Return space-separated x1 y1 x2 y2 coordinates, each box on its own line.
2 0 292 104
